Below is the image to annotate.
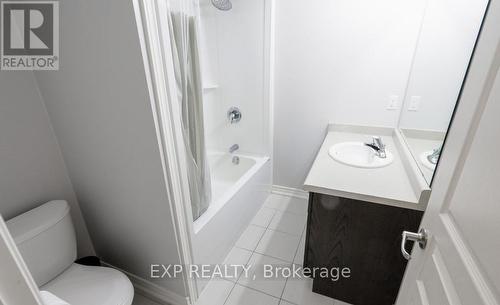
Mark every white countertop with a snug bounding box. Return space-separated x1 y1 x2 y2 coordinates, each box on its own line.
303 124 430 211
401 128 446 183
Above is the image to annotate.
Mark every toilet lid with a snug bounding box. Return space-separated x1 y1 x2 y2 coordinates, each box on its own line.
41 264 134 305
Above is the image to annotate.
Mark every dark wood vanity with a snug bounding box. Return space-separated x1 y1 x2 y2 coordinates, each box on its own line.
304 192 423 305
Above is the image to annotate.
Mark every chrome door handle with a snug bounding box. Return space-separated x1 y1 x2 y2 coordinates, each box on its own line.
401 228 428 260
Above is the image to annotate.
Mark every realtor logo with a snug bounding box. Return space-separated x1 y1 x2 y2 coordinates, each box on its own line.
1 1 59 70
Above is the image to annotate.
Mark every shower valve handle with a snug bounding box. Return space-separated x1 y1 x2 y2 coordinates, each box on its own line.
227 107 242 124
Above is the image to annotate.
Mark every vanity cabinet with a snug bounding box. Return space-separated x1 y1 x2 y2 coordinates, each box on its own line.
304 192 423 305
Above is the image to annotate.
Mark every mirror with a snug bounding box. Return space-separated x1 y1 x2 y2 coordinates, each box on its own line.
397 0 489 185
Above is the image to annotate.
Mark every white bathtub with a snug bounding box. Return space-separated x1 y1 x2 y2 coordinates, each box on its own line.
193 152 271 277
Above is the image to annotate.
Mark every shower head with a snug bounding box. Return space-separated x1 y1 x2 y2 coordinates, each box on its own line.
211 0 232 11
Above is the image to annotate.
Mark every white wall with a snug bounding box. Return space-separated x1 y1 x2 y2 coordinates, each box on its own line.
199 0 269 156
33 0 186 297
0 71 94 257
398 0 489 132
273 0 427 188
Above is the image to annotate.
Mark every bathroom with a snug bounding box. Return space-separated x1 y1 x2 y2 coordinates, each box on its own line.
0 0 499 305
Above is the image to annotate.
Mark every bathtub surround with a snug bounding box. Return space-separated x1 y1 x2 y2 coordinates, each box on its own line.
199 0 271 156
169 11 212 220
192 0 274 296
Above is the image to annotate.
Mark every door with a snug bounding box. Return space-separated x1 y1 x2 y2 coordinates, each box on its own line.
396 1 500 304
0 215 43 305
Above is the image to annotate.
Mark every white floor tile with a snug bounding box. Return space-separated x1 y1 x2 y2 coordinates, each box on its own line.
264 194 308 215
225 284 280 305
235 225 266 251
251 206 276 228
221 247 253 282
255 229 301 262
293 234 306 265
195 279 235 305
237 253 290 298
279 301 295 305
268 211 307 236
263 194 288 210
282 276 334 305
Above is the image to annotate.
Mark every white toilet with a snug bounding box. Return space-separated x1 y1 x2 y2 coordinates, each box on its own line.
6 200 134 305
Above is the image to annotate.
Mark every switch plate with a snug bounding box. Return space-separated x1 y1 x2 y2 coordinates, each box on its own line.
408 96 421 111
387 95 399 110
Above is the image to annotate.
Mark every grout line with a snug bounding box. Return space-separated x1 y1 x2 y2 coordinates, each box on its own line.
207 194 313 305
223 203 273 305
266 223 306 238
256 205 308 237
249 207 277 229
265 226 303 238
233 199 289 302
252 251 294 264
221 281 236 305
232 283 282 301
290 226 306 266
242 199 301 302
278 273 289 302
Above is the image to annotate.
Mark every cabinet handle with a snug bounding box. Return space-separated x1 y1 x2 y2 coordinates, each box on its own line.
401 228 428 260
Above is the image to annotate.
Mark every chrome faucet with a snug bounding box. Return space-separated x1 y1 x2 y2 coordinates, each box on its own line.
365 136 387 158
427 147 441 164
229 144 239 154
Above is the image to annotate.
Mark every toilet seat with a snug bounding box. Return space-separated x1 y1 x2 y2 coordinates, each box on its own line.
42 263 134 305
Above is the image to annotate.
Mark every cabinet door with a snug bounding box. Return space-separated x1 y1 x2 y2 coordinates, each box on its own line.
304 192 423 305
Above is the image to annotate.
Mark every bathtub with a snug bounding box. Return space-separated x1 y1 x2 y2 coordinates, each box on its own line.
193 152 271 279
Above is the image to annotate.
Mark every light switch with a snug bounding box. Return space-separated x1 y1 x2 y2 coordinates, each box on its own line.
408 96 421 111
387 95 399 110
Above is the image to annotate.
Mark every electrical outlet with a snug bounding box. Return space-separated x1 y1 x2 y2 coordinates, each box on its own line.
408 96 421 111
387 95 399 110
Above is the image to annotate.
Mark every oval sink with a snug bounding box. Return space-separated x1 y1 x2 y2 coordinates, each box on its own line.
419 151 437 170
328 142 394 168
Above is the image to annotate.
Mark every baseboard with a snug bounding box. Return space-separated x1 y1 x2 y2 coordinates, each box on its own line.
102 262 190 305
271 185 309 199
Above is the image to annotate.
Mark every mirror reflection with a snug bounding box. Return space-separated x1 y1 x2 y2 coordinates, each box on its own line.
397 0 488 184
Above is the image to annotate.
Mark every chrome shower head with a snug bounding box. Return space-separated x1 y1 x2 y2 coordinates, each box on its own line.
211 0 232 11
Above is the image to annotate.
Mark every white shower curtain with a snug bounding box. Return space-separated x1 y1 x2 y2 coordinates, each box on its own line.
168 0 212 220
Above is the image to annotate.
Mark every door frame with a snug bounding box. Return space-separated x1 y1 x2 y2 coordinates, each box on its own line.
397 0 500 302
133 0 199 303
0 215 44 305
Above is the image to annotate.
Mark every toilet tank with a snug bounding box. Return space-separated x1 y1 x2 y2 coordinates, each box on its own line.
6 200 77 286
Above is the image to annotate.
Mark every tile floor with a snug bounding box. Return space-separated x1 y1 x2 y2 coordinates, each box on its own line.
195 193 351 305
131 194 350 305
